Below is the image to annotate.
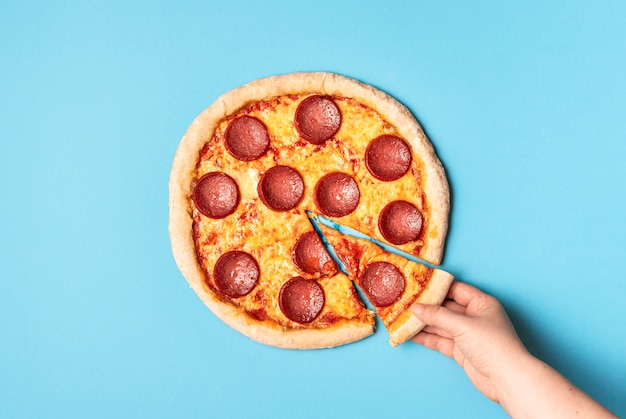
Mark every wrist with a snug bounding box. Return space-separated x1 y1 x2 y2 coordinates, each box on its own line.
490 344 536 406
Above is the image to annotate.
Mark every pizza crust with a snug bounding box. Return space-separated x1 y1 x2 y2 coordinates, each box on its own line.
169 72 450 349
388 269 454 346
195 280 375 349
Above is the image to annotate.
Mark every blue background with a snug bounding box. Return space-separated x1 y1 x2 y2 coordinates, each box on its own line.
1 1 625 417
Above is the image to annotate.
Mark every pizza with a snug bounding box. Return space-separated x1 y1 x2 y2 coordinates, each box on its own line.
169 72 452 349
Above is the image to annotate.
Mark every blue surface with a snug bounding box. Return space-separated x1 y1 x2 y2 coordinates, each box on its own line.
1 1 625 417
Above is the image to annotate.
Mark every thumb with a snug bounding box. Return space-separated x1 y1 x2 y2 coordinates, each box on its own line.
411 303 468 334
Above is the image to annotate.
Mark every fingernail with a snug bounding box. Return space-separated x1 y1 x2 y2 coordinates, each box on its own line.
411 303 425 316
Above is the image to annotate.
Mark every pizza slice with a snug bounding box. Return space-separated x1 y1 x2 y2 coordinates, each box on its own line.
317 224 453 346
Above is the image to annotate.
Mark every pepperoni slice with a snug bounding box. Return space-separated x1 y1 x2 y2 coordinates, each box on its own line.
257 165 304 211
279 276 325 323
360 262 405 307
378 200 423 245
365 135 412 181
293 231 336 275
314 172 360 217
193 172 240 219
213 251 260 298
224 116 270 161
294 95 341 144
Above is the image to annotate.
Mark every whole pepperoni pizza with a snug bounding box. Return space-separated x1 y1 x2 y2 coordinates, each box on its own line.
169 72 453 349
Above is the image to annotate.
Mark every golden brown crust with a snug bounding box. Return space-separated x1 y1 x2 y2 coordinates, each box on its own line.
388 269 454 346
203 289 375 349
169 72 449 349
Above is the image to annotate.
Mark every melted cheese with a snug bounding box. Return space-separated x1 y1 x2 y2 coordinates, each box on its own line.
192 94 428 330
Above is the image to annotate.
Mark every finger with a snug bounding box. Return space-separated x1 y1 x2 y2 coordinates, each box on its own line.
443 299 466 315
422 324 454 339
411 331 455 358
447 281 489 307
411 302 469 334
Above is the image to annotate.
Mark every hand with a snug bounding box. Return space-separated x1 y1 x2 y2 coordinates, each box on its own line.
411 281 618 418
411 281 527 402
